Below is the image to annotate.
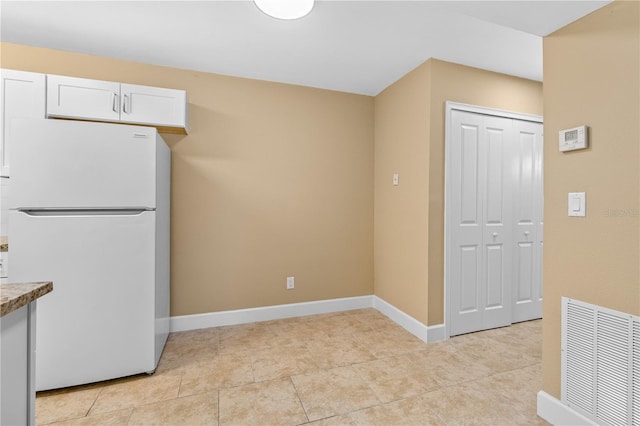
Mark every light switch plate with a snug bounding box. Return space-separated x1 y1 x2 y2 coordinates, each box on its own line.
568 192 586 217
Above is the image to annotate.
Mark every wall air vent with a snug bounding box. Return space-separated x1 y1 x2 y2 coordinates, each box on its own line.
562 297 640 425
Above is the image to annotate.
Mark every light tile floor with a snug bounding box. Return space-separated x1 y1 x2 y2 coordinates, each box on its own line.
36 309 548 425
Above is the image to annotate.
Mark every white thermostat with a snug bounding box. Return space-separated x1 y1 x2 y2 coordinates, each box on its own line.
559 125 588 152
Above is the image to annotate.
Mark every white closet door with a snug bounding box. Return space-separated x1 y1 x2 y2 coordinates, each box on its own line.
449 110 513 336
449 111 483 336
536 127 544 311
512 120 544 322
482 116 514 330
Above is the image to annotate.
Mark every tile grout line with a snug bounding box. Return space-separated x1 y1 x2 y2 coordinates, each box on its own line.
84 385 105 419
288 376 310 425
124 407 134 425
217 387 221 426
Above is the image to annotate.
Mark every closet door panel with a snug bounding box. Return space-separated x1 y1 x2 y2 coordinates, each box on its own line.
449 112 513 335
449 111 484 336
512 120 543 322
481 116 513 330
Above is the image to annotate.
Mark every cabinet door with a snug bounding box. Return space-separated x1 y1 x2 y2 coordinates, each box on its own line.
1 177 8 237
0 302 37 425
120 83 187 130
1 177 7 280
47 75 120 122
0 69 46 177
0 252 8 279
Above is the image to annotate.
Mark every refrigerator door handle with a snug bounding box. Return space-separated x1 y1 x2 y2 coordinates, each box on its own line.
19 209 151 217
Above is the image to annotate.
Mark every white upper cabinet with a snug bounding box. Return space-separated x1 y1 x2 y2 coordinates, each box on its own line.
47 75 120 122
46 75 188 134
0 69 47 177
120 83 187 132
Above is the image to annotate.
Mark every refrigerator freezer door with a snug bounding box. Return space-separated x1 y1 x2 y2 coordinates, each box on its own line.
9 119 159 210
9 209 157 390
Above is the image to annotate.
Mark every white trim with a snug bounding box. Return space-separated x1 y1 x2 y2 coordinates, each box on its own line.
444 101 543 340
170 296 374 332
170 295 446 345
426 323 445 342
537 391 597 426
373 296 444 343
445 101 543 124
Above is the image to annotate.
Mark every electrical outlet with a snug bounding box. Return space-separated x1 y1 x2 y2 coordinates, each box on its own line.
286 276 295 290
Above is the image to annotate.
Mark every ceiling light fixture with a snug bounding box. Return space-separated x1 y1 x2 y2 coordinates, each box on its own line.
254 0 314 20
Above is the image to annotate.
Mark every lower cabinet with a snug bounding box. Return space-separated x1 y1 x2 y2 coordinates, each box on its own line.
0 252 7 284
0 301 36 426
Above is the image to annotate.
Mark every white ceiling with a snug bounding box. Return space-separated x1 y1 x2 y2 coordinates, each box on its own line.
0 0 611 95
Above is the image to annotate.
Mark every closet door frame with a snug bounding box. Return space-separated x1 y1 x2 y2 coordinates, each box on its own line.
444 102 543 340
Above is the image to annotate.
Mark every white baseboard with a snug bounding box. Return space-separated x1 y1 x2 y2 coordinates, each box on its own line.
170 295 374 332
170 294 443 345
427 323 445 342
372 296 444 343
537 391 597 426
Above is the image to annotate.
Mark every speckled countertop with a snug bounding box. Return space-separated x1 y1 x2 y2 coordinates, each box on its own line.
0 236 7 252
0 282 53 317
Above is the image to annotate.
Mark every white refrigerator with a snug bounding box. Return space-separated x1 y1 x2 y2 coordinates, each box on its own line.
8 119 170 391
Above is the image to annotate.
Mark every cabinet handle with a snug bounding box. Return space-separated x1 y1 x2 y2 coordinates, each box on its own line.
123 94 130 114
112 93 118 112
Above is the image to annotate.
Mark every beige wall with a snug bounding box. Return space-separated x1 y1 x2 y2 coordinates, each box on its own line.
542 0 640 399
374 62 432 324
0 42 375 316
373 58 542 325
